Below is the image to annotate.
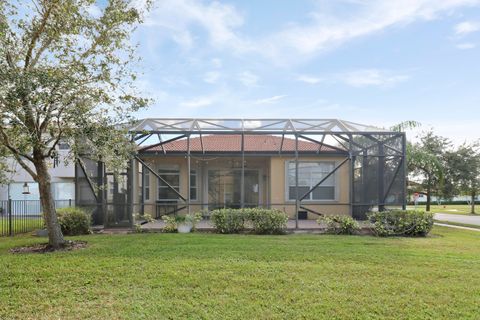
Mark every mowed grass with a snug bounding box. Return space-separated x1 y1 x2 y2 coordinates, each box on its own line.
0 217 43 236
1 227 480 319
407 204 477 215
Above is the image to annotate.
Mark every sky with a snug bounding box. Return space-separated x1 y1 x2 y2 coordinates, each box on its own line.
127 0 480 144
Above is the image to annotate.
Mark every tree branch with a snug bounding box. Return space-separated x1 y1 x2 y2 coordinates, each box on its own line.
24 1 56 70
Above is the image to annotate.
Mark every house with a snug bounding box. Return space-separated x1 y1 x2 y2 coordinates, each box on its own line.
137 134 350 219
0 144 75 203
75 118 407 228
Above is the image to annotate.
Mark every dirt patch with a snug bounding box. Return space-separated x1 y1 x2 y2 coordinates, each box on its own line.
9 240 87 254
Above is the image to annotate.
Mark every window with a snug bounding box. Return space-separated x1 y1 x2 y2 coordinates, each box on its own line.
144 170 150 201
58 142 70 150
190 170 198 201
158 167 180 201
287 161 336 201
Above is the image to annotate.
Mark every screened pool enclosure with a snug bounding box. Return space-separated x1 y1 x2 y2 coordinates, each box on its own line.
75 119 407 228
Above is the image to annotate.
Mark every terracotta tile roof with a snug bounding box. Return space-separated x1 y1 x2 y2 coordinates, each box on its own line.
139 135 344 153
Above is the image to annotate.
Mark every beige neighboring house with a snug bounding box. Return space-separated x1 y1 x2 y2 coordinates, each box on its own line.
137 134 350 220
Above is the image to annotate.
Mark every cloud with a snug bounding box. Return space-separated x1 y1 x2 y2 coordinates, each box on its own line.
454 21 480 35
261 0 480 62
238 71 259 87
137 0 480 65
338 69 409 87
296 75 323 84
254 95 287 104
456 42 476 49
180 97 214 108
203 71 221 84
141 0 251 52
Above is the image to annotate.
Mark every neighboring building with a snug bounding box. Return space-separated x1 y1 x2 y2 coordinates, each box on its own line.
0 146 75 202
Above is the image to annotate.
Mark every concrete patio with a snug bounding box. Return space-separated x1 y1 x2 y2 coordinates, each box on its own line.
140 219 372 234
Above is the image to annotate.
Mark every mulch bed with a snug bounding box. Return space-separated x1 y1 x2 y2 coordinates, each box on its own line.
9 240 87 254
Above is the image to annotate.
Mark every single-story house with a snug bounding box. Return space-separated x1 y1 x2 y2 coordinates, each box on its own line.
137 134 350 219
75 119 407 228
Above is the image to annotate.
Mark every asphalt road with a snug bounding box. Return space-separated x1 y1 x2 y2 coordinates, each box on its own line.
434 213 480 226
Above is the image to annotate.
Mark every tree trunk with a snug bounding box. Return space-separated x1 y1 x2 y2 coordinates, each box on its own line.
472 191 476 214
426 185 431 212
34 157 65 249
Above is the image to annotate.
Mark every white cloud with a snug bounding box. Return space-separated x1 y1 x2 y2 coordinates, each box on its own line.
203 71 221 84
456 42 476 49
262 0 480 62
141 0 251 52
454 21 480 35
180 97 214 108
296 75 323 84
238 71 259 87
254 95 287 104
137 0 480 64
86 4 102 18
338 69 409 87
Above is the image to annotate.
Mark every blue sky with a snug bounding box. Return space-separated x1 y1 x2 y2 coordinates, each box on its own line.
126 0 480 144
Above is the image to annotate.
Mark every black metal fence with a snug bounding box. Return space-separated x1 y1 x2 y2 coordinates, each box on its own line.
0 199 73 237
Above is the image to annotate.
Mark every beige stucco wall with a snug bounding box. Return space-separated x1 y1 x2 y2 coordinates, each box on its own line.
136 155 350 219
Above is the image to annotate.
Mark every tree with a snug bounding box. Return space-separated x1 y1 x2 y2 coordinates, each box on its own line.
0 146 10 185
408 131 450 211
444 142 480 214
0 1 150 249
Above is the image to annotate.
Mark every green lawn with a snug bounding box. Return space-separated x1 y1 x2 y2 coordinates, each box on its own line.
1 227 480 319
407 204 477 215
0 217 43 236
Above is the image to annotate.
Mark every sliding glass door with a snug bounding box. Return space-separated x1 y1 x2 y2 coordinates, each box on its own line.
208 169 259 209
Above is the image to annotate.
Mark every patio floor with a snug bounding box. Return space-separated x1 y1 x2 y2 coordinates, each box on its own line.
141 219 329 233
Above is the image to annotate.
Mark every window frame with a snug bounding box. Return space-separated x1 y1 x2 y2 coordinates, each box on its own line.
157 166 180 202
189 169 198 201
285 160 338 202
144 169 150 201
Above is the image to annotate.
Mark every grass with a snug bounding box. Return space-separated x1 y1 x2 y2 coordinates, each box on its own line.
1 227 480 319
0 217 43 236
407 204 477 215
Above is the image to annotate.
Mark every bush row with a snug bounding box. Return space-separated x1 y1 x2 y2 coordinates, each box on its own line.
210 208 288 234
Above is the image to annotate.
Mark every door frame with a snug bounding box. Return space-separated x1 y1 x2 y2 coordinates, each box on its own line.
204 168 263 209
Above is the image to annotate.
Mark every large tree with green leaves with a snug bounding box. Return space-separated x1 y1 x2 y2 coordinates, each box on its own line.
0 0 150 249
444 142 480 214
408 131 450 211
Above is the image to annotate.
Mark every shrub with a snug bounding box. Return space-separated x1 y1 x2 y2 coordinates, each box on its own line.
210 209 246 234
245 208 288 234
161 212 203 233
368 210 434 237
56 207 91 236
132 213 155 233
161 215 178 233
318 215 360 235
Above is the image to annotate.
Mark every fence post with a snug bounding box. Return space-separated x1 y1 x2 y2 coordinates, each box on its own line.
8 198 12 237
69 198 72 207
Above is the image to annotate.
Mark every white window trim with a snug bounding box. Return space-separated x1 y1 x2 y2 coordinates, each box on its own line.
284 160 339 203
